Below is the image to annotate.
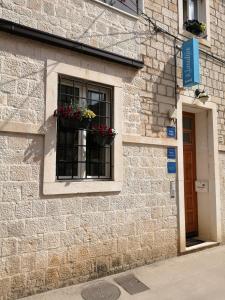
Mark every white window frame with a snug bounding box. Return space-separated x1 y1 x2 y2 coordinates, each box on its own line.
178 0 211 45
43 60 123 195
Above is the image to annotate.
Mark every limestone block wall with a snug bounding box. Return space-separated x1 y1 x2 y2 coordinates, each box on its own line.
0 44 45 126
0 132 177 299
138 0 225 141
0 31 145 135
139 34 176 138
0 0 225 298
210 0 225 59
0 0 141 60
138 0 178 138
0 31 177 299
175 56 225 145
2 0 225 140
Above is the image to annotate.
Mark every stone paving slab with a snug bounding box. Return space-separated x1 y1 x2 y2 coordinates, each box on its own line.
22 245 225 300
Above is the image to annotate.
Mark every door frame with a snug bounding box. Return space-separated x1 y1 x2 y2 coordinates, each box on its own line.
177 96 221 252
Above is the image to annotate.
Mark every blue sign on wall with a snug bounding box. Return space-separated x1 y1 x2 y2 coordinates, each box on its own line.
182 38 200 87
167 147 176 159
167 126 176 138
167 162 177 174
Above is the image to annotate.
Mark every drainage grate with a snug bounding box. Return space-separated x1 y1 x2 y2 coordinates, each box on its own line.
114 274 149 295
81 281 121 300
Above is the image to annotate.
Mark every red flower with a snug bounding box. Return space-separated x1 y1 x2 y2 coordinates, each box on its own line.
91 124 116 136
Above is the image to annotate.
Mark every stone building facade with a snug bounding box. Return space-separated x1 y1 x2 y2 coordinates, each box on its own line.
0 0 224 299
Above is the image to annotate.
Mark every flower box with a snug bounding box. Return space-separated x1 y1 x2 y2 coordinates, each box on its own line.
91 125 117 146
54 105 96 131
92 134 115 147
184 20 206 36
59 118 92 130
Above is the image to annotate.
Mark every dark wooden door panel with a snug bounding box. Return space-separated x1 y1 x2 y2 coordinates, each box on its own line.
183 112 198 237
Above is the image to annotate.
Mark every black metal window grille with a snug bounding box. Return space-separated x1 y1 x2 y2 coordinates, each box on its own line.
99 0 139 15
56 75 113 181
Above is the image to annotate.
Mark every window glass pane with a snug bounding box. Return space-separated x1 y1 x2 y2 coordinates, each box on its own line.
57 162 73 178
183 117 192 130
88 90 109 126
99 101 106 117
183 132 192 144
89 91 100 102
88 100 99 116
100 0 139 15
189 0 198 20
99 117 110 127
56 130 79 178
86 134 110 177
183 0 188 22
58 79 80 107
92 116 100 127
73 163 78 177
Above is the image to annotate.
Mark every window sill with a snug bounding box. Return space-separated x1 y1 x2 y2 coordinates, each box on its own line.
43 180 122 195
179 29 211 48
92 0 140 20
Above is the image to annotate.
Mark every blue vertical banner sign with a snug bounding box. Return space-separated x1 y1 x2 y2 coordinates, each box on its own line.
182 38 200 87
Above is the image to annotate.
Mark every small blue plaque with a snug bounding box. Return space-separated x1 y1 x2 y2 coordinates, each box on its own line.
167 162 176 174
167 126 176 138
167 147 176 159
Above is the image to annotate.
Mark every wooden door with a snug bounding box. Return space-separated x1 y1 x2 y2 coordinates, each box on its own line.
183 112 198 237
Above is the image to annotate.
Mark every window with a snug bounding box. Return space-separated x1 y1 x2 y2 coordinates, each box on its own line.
179 0 210 43
44 60 122 195
183 0 207 27
99 0 140 16
56 75 113 181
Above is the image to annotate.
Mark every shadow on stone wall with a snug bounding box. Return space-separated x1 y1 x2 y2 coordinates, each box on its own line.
140 41 176 138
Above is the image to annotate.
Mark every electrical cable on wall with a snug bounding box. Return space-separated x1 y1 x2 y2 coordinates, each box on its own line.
116 0 225 66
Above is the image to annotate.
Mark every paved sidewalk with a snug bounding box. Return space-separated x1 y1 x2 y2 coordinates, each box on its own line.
22 245 225 300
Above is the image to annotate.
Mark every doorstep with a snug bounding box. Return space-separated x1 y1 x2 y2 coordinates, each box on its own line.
181 241 220 255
